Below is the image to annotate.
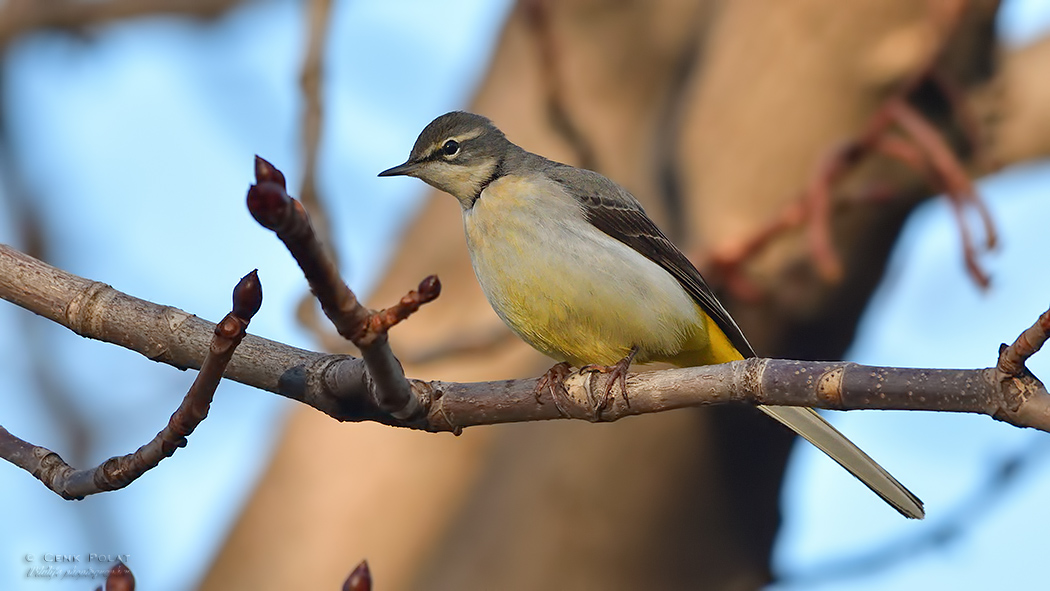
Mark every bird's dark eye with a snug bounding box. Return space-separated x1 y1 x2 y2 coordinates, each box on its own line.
441 139 460 156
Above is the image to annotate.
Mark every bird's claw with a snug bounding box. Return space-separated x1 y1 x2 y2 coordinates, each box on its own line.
581 347 638 418
535 361 572 416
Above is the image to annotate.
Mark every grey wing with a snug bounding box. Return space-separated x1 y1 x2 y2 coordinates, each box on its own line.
546 165 756 358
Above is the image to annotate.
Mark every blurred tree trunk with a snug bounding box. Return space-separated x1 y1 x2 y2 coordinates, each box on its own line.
201 1 1050 589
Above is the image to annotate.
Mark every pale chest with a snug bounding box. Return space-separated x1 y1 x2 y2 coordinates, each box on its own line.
460 175 703 365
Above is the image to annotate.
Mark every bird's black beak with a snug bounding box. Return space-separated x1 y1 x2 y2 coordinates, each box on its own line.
378 160 421 177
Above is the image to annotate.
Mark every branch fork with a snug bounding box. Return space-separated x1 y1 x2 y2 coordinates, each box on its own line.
247 156 440 420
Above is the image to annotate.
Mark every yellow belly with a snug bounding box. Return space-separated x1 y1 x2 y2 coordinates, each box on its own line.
463 174 741 368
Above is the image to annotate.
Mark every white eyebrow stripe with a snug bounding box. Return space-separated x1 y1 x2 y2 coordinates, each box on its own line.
427 128 484 158
451 128 484 143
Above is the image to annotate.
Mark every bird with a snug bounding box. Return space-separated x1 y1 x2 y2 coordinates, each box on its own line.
379 110 924 519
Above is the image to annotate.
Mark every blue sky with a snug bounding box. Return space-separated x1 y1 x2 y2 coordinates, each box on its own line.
0 1 1048 589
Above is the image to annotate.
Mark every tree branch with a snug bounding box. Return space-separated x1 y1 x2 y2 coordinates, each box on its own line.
2 241 1049 442
0 0 251 48
998 306 1050 377
247 157 439 420
419 355 1050 433
297 0 333 240
0 270 261 499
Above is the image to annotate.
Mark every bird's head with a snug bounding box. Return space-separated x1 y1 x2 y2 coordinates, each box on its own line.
379 111 511 208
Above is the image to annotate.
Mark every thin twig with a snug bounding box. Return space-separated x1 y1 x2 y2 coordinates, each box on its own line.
247 157 439 419
998 306 1050 377
0 270 261 499
889 99 996 286
290 0 343 355
803 142 866 282
297 0 334 247
295 0 342 348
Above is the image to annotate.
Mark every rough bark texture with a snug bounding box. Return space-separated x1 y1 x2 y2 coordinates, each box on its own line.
202 1 1050 590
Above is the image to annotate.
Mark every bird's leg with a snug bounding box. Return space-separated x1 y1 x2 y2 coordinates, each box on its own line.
581 346 639 416
535 361 573 416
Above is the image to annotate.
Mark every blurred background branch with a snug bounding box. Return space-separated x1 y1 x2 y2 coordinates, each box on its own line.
0 0 251 48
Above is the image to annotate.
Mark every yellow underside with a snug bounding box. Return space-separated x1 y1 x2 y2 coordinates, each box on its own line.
659 305 745 367
513 300 745 369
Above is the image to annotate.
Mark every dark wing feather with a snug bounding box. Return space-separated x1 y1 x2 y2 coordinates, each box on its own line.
547 165 756 358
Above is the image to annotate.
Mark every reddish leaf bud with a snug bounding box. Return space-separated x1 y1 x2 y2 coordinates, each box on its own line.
247 182 293 230
417 274 441 303
106 560 135 591
233 269 263 320
342 560 372 591
254 155 286 188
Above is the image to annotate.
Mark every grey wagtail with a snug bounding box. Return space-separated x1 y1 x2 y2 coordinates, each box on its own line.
379 111 924 519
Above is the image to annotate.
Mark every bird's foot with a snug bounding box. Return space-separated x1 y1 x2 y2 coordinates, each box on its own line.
580 347 638 418
535 361 573 416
